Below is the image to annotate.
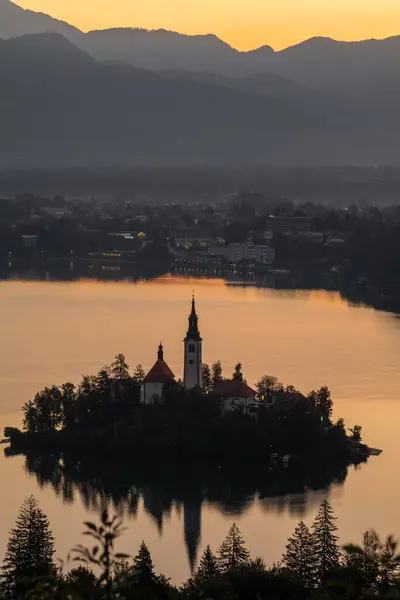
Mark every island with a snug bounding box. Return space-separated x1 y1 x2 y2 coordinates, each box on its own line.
4 298 372 470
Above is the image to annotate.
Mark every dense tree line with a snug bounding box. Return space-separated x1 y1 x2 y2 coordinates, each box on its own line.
5 356 364 465
1 495 399 600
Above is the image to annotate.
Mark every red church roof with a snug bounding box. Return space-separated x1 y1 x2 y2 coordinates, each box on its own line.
213 379 256 398
143 359 175 384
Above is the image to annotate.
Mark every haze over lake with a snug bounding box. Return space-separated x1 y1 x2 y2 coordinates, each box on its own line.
0 275 399 582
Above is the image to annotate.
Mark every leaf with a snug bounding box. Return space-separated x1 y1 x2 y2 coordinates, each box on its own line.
83 522 98 532
92 546 99 556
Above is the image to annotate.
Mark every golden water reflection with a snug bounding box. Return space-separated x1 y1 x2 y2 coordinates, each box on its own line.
0 276 399 582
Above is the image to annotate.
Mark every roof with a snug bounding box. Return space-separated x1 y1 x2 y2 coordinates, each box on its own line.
213 379 256 399
143 359 175 384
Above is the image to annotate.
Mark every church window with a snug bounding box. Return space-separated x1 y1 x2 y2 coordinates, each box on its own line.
188 344 195 353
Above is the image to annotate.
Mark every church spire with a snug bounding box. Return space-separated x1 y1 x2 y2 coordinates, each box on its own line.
158 343 164 360
185 294 202 341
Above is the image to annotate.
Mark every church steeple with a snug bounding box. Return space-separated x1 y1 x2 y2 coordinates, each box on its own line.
183 294 203 389
185 294 202 342
157 343 164 360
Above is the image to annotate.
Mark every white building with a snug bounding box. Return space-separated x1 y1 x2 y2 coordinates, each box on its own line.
208 243 275 266
214 378 257 415
140 344 175 404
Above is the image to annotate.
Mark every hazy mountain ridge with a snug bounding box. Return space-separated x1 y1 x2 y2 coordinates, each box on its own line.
0 32 380 168
0 0 80 39
2 0 400 87
1 0 400 166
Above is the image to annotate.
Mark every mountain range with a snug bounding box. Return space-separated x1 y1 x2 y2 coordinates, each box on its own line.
1 0 400 166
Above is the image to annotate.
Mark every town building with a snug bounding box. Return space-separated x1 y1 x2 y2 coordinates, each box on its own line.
265 214 311 234
208 243 275 266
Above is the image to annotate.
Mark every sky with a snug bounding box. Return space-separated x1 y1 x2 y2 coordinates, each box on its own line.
16 0 400 51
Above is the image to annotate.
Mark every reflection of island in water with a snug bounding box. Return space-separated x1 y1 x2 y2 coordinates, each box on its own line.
20 451 351 571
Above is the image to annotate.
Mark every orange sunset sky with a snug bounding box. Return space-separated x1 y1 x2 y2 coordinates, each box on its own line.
16 0 400 51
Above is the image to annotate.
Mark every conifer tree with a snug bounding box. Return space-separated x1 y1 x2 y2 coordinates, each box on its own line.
133 541 155 584
1 496 55 595
192 545 220 585
211 361 223 389
111 354 130 380
282 521 316 587
218 523 250 571
312 500 340 583
132 364 146 383
201 364 213 393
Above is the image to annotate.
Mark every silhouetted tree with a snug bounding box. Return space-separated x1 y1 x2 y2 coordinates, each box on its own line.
218 523 250 571
202 364 213 393
23 386 63 433
132 364 145 383
60 382 77 428
133 541 155 584
192 545 219 585
111 354 130 380
72 509 129 599
349 425 363 442
312 500 340 583
315 387 333 426
282 521 315 588
1 496 55 596
344 530 400 592
255 375 283 399
211 361 223 388
233 364 243 381
343 530 380 591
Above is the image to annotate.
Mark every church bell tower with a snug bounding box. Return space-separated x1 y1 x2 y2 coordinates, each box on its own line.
184 295 203 389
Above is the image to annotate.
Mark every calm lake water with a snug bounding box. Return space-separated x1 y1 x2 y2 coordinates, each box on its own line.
1 274 400 582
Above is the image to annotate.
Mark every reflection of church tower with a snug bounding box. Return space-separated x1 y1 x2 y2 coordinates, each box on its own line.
184 296 203 389
183 497 202 573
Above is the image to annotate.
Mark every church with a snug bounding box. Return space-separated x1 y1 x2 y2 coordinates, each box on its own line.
140 296 257 411
140 296 203 404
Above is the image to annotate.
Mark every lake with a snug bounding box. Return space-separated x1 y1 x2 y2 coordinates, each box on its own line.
1 274 400 583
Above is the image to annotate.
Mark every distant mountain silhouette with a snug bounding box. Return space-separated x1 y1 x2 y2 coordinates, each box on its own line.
0 0 79 39
0 32 380 168
1 1 400 166
2 0 400 89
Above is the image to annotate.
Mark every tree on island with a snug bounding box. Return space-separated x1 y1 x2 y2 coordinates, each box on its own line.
282 521 316 588
202 363 213 393
191 545 220 586
218 523 250 571
111 354 130 380
211 361 223 389
315 387 333 426
233 363 244 381
133 541 156 584
23 386 63 433
1 496 55 596
255 375 283 399
312 500 340 583
349 425 363 443
132 364 146 383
